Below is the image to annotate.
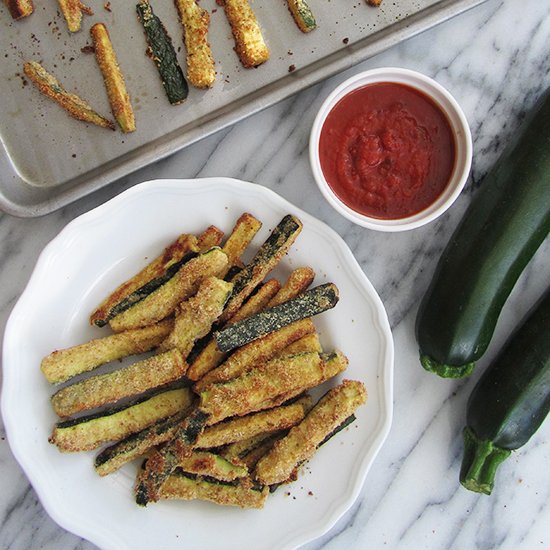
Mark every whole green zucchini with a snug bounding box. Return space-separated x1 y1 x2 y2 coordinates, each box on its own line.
460 287 550 494
416 88 550 378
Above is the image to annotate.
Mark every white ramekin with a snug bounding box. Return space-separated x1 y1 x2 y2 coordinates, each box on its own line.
309 67 473 232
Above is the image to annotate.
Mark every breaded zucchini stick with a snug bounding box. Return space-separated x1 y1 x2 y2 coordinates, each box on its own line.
222 0 270 68
51 348 187 417
90 234 199 327
91 23 136 133
109 247 228 332
220 213 262 276
136 0 189 105
287 0 317 33
254 380 367 485
267 267 315 308
174 0 216 88
215 283 339 353
280 331 322 355
177 451 248 481
57 0 92 32
220 214 303 323
199 350 348 423
50 387 193 452
41 319 174 384
23 61 115 130
95 408 192 476
195 398 311 447
194 318 316 391
4 0 33 19
186 279 281 381
197 225 224 251
158 277 233 357
160 472 269 508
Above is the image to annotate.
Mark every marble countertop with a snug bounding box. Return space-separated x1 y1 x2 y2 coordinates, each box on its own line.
1 0 549 548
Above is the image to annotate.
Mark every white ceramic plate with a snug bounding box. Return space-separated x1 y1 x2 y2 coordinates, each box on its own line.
2 178 393 550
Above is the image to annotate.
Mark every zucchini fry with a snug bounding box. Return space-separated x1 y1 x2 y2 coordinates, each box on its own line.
267 266 315 308
222 0 270 68
199 351 347 423
4 0 33 19
220 214 303 323
50 387 193 452
90 234 199 327
158 277 233 357
220 213 262 276
215 283 339 353
186 279 281 381
23 61 114 130
91 22 136 133
287 0 317 33
195 398 311 447
95 408 192 476
174 0 216 89
136 0 189 105
254 380 367 485
197 225 224 251
281 331 322 355
195 318 315 391
51 349 187 417
160 472 269 508
41 319 174 384
109 247 228 332
135 408 210 505
177 451 248 481
57 0 92 32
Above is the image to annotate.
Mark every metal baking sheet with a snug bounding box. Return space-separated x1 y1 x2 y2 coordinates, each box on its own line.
0 0 488 217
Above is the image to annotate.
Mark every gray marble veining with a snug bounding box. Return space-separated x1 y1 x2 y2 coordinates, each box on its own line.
1 0 549 548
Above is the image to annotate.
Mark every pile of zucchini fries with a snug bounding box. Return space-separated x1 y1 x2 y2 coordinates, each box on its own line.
41 213 367 509
19 0 323 132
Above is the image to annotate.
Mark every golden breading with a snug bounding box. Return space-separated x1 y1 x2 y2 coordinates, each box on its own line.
196 398 310 447
158 277 232 358
23 61 114 130
287 0 317 33
95 407 194 476
222 0 270 68
50 388 193 452
57 0 92 32
197 225 224 251
4 0 33 19
91 22 136 133
109 248 228 332
160 473 269 508
186 278 281 381
194 318 316 391
280 331 322 355
199 351 347 423
90 234 199 327
176 451 248 481
254 380 367 485
41 319 174 384
220 212 262 276
267 267 315 308
51 349 187 417
174 0 216 88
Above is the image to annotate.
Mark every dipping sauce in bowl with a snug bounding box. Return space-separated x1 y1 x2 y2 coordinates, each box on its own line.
319 83 456 219
310 68 472 231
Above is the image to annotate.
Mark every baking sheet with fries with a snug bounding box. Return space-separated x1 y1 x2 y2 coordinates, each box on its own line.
0 0 488 215
2 178 393 549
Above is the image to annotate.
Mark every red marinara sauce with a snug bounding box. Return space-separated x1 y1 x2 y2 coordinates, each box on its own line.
319 82 456 219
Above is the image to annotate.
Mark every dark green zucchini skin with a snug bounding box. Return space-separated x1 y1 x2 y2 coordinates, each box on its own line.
460 287 550 494
136 1 188 105
416 88 550 378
